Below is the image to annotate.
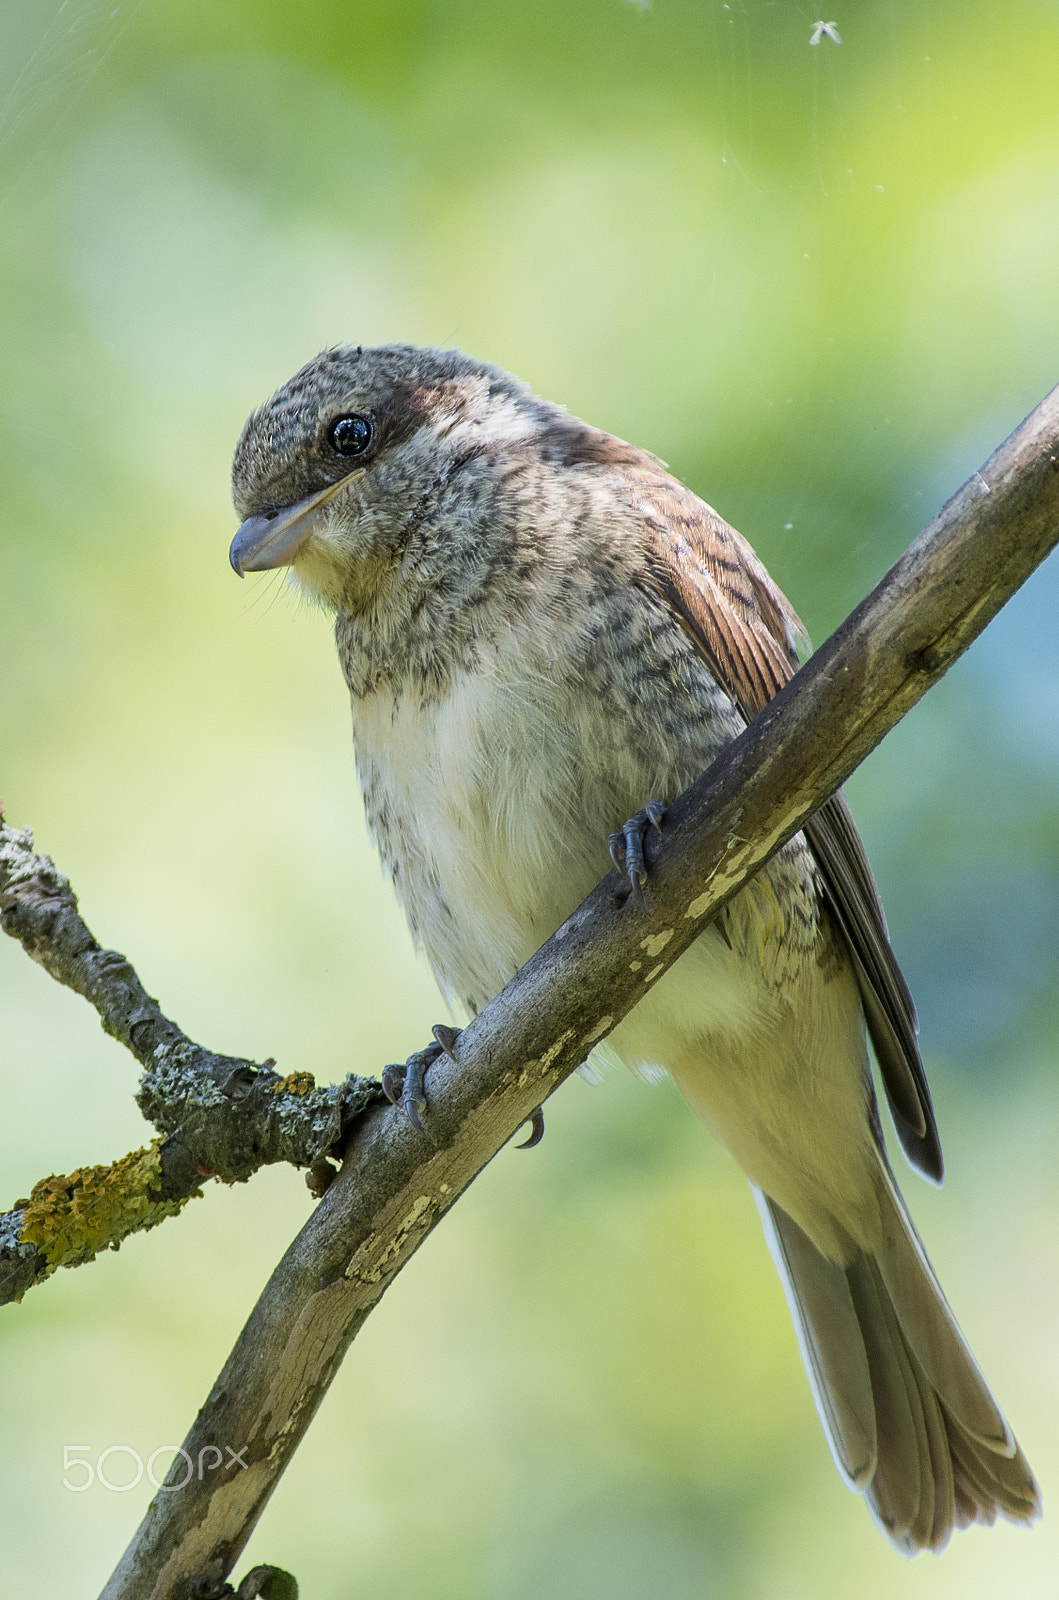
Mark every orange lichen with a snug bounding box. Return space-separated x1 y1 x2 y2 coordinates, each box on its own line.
272 1071 316 1097
18 1141 196 1273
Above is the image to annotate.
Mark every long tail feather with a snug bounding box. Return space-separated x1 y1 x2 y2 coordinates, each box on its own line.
756 1187 1040 1553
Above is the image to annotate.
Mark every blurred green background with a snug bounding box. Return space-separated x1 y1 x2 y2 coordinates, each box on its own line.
1 0 1058 1594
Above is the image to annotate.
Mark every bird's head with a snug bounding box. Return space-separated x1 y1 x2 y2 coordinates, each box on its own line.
233 342 556 611
230 343 544 613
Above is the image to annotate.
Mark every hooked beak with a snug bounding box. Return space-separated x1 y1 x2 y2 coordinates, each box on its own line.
229 470 363 576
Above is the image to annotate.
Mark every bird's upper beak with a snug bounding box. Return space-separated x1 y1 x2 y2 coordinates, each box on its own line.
229 470 363 576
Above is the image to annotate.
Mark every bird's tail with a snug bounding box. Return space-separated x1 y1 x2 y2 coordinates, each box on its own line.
755 1176 1040 1552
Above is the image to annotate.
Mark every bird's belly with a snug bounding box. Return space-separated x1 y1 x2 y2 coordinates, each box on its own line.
352 673 626 1010
352 673 879 1254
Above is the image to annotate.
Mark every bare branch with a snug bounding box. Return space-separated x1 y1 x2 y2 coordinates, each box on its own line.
0 817 380 1301
99 388 1059 1599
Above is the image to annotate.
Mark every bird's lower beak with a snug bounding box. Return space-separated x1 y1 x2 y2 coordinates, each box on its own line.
229 470 362 576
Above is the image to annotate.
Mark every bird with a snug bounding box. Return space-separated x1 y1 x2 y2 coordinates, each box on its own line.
229 343 1039 1553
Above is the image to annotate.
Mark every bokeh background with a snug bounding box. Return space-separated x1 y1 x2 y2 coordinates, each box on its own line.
2 0 1058 1594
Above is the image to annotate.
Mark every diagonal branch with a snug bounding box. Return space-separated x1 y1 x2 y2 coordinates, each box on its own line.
0 818 381 1302
98 384 1059 1599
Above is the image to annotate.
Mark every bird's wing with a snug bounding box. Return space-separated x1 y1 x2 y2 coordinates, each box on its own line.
632 474 942 1182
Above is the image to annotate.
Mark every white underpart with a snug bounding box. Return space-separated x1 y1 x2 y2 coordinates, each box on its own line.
352 623 882 1263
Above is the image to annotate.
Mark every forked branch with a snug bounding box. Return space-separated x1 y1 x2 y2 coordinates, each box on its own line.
0 818 381 1302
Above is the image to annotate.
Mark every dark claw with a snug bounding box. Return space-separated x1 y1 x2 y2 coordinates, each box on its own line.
516 1105 545 1149
403 1092 427 1137
433 1023 461 1059
609 801 667 907
381 1041 444 1135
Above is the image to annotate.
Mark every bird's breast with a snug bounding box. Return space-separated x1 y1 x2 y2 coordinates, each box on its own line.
351 661 622 1012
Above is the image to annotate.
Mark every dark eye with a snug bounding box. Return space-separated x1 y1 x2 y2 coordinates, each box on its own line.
327 413 373 457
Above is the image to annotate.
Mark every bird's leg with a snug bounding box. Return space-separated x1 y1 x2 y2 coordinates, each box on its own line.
380 1024 463 1135
608 800 666 906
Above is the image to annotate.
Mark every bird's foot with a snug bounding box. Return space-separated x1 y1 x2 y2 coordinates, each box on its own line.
381 1025 461 1134
609 800 666 906
381 1045 440 1134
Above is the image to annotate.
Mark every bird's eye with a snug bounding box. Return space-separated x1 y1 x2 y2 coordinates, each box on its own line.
327 413 373 457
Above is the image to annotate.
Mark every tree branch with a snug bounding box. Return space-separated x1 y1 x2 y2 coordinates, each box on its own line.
0 818 381 1302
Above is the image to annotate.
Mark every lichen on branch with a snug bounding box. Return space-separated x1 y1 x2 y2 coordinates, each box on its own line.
17 1142 194 1274
0 812 382 1304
